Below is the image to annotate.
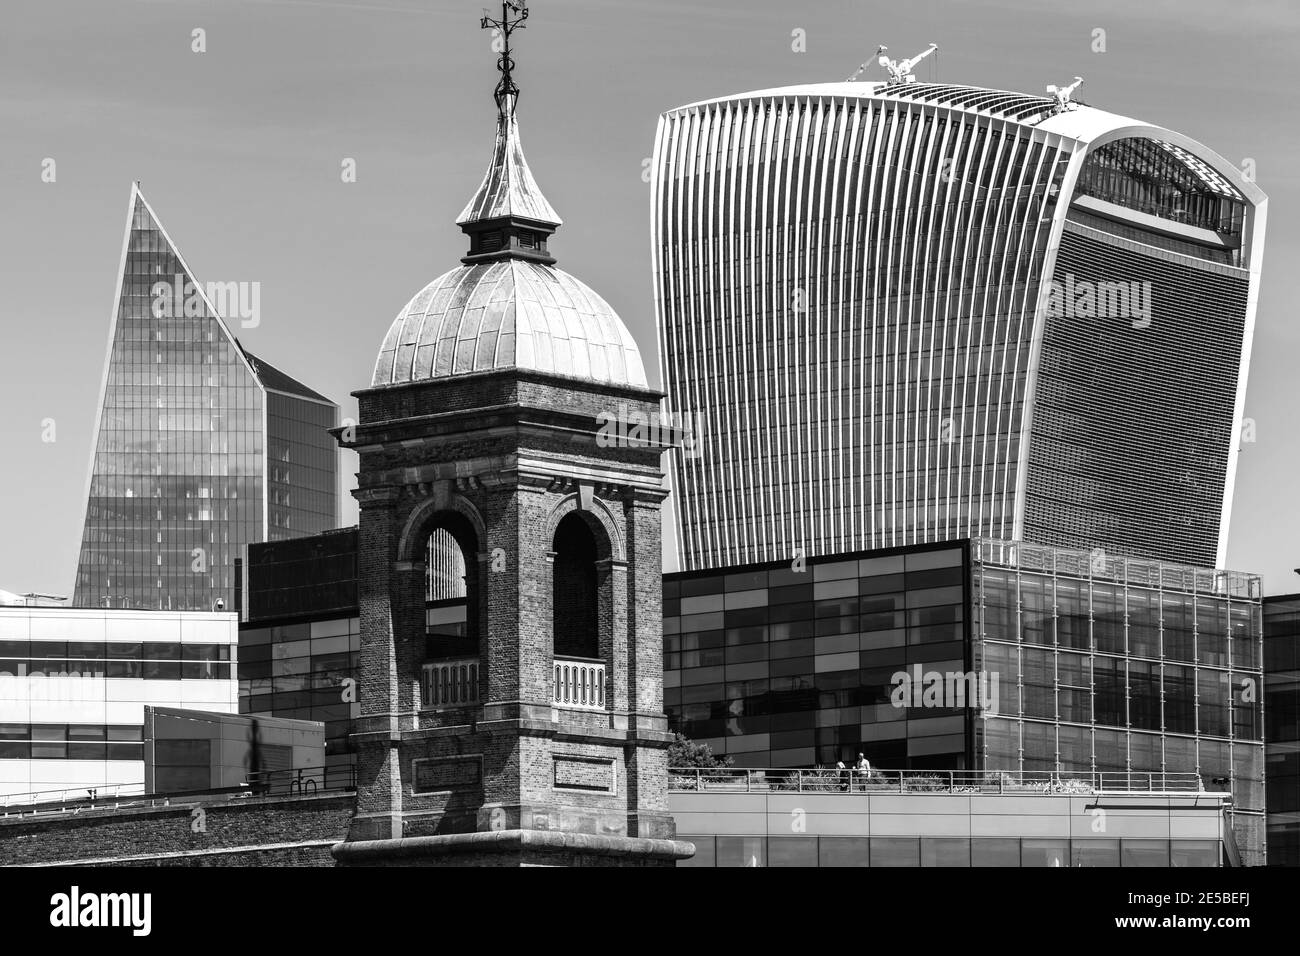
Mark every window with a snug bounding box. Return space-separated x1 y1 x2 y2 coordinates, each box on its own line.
1121 840 1169 867
921 838 970 866
716 836 766 867
31 724 68 760
972 838 1020 866
1072 841 1120 867
552 513 600 659
818 837 869 867
1022 839 1068 867
768 837 818 867
676 836 715 867
1170 841 1219 867
871 837 920 867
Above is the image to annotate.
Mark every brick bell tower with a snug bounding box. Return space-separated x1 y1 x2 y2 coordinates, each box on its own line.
331 2 692 867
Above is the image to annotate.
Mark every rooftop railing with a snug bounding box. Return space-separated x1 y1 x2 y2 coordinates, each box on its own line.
0 765 356 819
973 538 1260 599
668 768 1213 796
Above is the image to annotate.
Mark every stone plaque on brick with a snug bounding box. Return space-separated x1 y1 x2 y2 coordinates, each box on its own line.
413 757 481 794
553 755 614 793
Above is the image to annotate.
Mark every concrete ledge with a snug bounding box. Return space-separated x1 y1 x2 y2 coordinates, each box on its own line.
16 839 340 867
332 828 695 866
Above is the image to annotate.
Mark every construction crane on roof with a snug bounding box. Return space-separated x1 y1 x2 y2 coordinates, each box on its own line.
847 43 939 84
1046 76 1084 113
875 43 939 85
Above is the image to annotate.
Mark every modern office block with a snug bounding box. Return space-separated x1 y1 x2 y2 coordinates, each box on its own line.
971 539 1264 864
1263 593 1300 866
239 615 358 784
662 538 1266 863
245 528 359 624
73 183 340 613
0 606 238 800
651 82 1267 572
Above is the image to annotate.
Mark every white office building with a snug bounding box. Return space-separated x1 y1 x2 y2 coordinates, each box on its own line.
0 606 237 800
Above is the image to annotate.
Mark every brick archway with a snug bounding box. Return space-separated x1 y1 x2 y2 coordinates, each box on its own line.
397 492 488 565
541 491 625 565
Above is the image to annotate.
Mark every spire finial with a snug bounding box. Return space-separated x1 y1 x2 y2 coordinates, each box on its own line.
480 0 529 115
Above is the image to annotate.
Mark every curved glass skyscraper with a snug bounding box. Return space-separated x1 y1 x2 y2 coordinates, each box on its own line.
652 82 1266 572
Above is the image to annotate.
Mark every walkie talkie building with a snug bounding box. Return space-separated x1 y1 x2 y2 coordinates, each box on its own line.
651 82 1267 572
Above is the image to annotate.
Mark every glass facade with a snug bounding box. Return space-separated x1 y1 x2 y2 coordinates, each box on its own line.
664 542 972 769
972 539 1265 865
1075 138 1248 250
0 724 143 761
663 537 1266 863
0 639 231 680
239 616 359 779
267 392 338 541
653 90 1069 571
73 186 338 612
1264 595 1300 867
246 528 357 623
677 835 1220 868
1022 196 1253 570
652 86 1265 575
74 190 263 612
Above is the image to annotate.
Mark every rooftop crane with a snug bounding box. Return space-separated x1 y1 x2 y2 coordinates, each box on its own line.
847 43 939 84
1046 76 1084 113
864 43 938 85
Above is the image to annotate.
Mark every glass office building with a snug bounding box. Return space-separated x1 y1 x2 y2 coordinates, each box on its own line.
1263 594 1300 866
665 542 972 769
971 539 1264 865
663 538 1267 863
238 529 359 782
651 82 1267 572
73 184 339 612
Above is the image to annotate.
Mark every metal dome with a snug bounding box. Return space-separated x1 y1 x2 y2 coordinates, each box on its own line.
372 258 648 388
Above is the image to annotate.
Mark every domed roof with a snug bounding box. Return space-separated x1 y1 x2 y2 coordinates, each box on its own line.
372 259 647 388
372 91 647 390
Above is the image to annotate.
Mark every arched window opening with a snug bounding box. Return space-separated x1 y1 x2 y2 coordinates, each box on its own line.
552 512 599 659
427 528 467 600
423 524 476 661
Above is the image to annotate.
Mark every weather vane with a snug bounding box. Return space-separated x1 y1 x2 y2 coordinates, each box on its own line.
481 0 530 113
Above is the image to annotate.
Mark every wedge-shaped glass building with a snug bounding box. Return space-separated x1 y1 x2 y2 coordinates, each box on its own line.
73 185 339 612
652 83 1267 572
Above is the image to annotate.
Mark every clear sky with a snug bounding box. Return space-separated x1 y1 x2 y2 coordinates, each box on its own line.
1 0 1297 595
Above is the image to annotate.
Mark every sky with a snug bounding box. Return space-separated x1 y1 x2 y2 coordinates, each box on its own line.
0 0 1297 596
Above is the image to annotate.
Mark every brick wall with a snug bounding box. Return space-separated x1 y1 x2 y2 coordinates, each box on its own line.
340 365 684 859
0 794 351 867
